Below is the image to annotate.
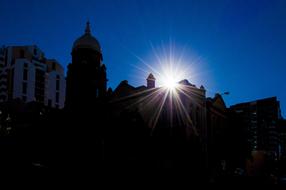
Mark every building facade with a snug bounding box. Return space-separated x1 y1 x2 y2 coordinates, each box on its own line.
206 93 228 173
230 97 282 160
111 74 208 171
278 119 286 160
0 45 65 108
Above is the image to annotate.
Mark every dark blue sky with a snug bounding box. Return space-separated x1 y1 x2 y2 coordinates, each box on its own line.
0 0 285 116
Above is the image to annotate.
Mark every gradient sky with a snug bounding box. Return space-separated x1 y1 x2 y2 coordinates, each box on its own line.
0 0 285 116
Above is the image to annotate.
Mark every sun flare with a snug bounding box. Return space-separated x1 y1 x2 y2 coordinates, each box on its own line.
160 69 179 91
163 76 178 90
130 41 205 133
157 62 185 92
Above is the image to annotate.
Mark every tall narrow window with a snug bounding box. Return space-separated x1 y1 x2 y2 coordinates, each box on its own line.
48 99 52 107
20 49 25 58
56 79 60 91
8 68 15 99
52 62 56 70
23 69 28 80
56 92 59 103
22 82 27 94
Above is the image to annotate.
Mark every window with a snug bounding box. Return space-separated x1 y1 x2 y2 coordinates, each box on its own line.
23 69 28 80
52 62 56 70
22 82 27 94
20 49 25 58
56 79 60 91
33 48 37 55
48 99 52 107
34 69 45 103
56 92 59 103
9 68 15 98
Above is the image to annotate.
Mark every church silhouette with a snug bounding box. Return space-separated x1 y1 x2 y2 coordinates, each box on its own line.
59 22 217 181
1 22 280 185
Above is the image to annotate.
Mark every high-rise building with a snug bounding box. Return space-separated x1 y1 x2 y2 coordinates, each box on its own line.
0 45 65 108
278 119 286 160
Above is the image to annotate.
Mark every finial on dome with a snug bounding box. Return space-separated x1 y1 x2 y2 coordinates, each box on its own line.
85 21 91 34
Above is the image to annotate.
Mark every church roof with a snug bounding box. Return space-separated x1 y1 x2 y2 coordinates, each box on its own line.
112 80 136 99
207 93 227 111
72 21 101 53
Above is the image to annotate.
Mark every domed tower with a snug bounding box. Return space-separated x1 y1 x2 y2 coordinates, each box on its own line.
65 22 107 110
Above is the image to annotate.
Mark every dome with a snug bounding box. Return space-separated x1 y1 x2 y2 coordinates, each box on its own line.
72 22 102 53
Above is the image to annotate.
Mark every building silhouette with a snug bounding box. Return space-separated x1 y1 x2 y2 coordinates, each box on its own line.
146 73 156 88
229 97 283 178
62 22 109 172
0 45 65 108
109 74 229 176
206 93 228 177
65 21 107 111
279 119 286 160
230 97 281 157
0 21 285 184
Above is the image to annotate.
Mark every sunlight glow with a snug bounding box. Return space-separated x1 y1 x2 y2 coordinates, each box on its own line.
163 76 177 90
156 58 188 92
161 72 178 90
126 41 207 136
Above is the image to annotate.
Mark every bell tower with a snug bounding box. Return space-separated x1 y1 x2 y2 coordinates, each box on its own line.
147 73 156 88
65 22 107 110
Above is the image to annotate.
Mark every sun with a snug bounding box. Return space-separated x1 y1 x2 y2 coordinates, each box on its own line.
157 62 183 91
129 41 205 134
162 73 178 90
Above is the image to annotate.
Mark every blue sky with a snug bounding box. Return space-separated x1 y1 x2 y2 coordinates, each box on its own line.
0 0 285 116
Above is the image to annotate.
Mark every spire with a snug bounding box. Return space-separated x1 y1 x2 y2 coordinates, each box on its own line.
85 21 91 34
